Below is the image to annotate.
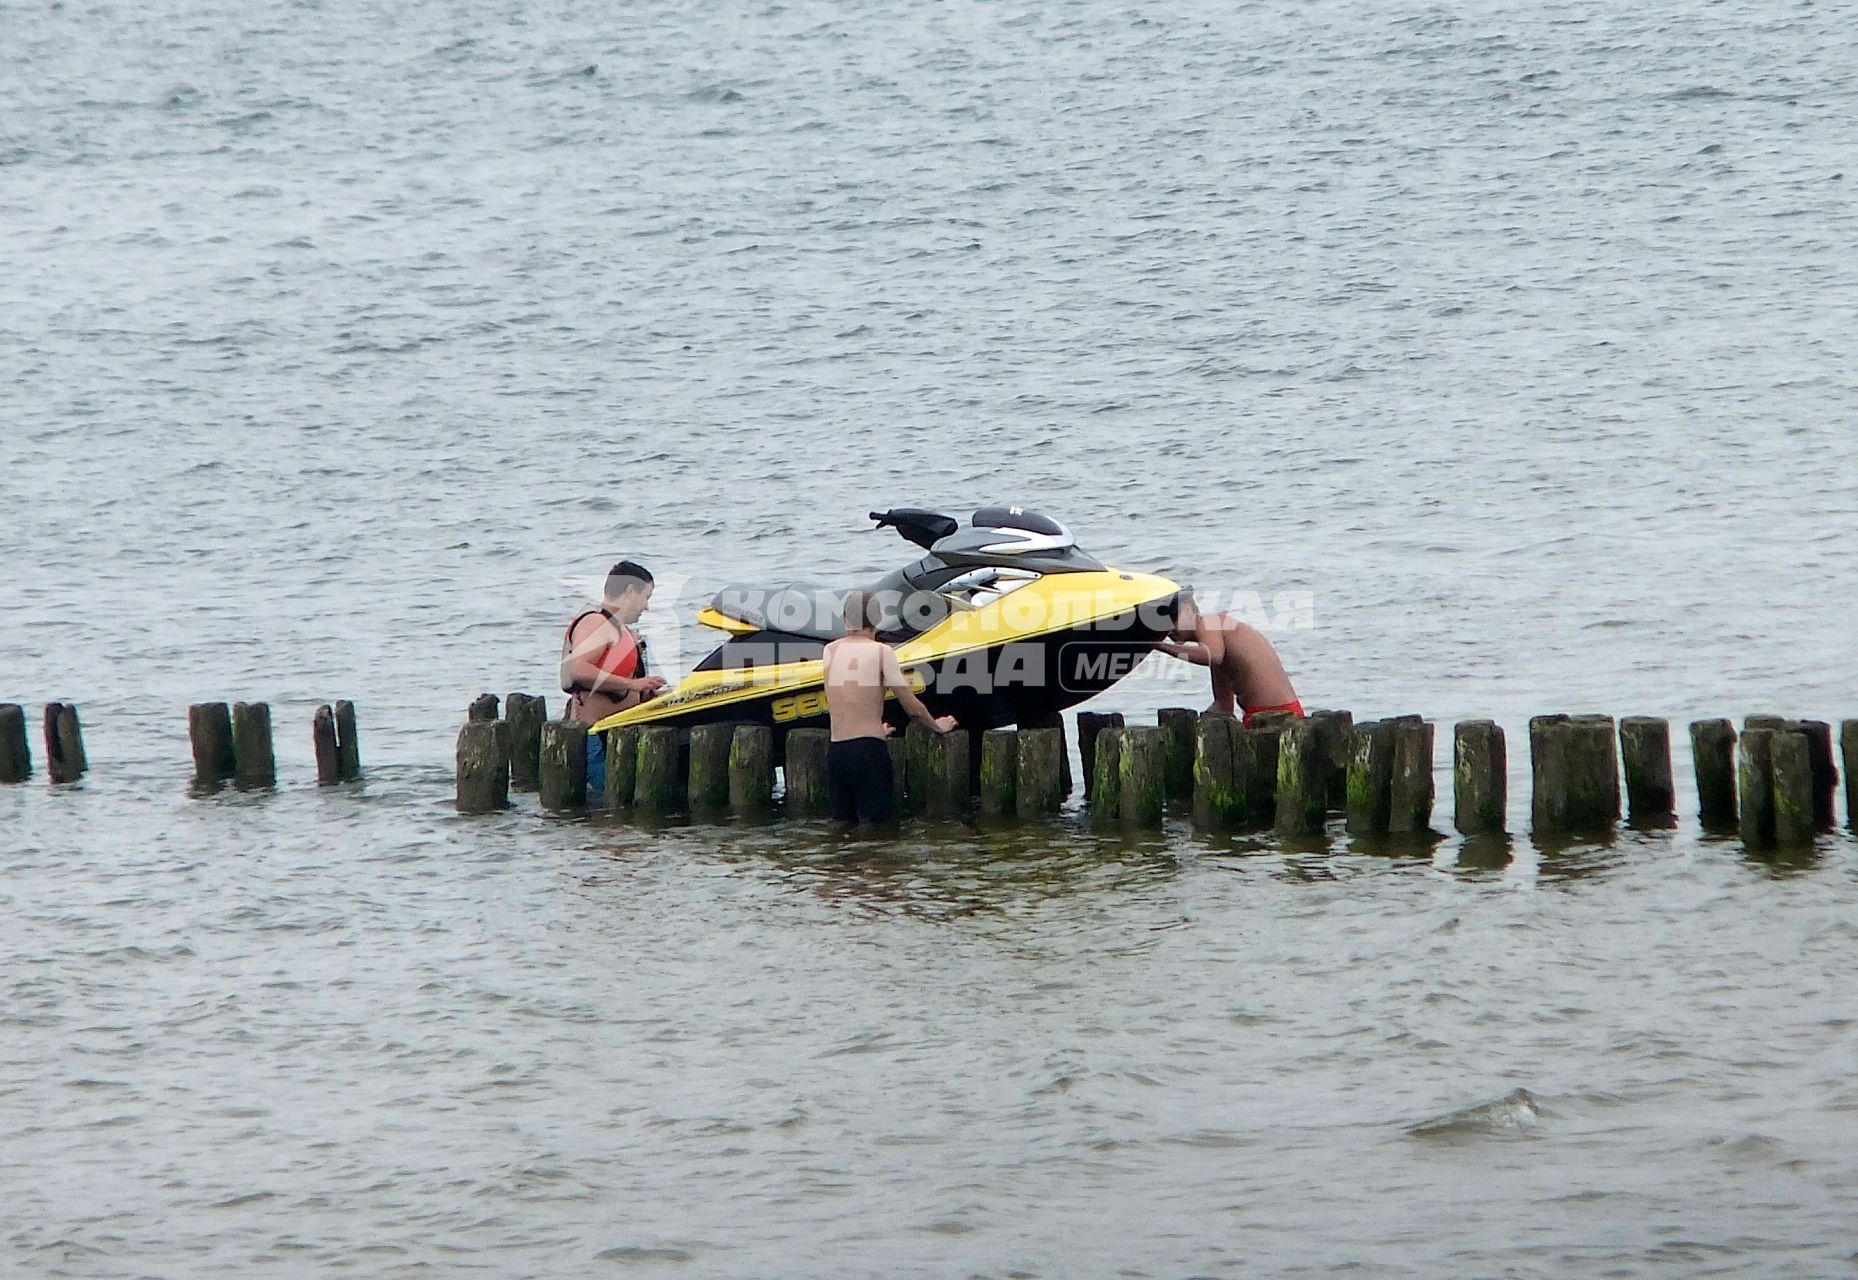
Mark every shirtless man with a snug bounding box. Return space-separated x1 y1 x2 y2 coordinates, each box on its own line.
1157 590 1304 726
820 589 957 829
561 560 667 793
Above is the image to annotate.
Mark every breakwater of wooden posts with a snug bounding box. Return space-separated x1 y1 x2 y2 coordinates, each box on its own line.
449 697 1858 853
5 696 1855 856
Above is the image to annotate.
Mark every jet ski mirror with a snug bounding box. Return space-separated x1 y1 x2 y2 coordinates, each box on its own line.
870 507 959 551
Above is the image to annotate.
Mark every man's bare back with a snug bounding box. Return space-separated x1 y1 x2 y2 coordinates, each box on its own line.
1159 600 1299 719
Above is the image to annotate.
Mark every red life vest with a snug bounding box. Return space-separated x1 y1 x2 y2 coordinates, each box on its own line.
562 608 645 694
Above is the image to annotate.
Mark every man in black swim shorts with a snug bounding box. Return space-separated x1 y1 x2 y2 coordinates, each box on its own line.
820 589 957 829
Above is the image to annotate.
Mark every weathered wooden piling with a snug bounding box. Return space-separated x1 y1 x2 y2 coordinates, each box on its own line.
906 722 971 820
1768 729 1816 846
1736 727 1776 850
230 701 274 789
1530 714 1619 834
1192 713 1243 830
1345 719 1396 835
633 725 684 817
1077 710 1124 801
1844 721 1858 832
979 728 1018 819
1242 721 1282 826
505 693 546 792
1793 719 1837 829
1275 717 1328 836
0 704 29 783
1157 707 1198 801
1119 726 1165 827
1017 727 1065 819
1618 716 1675 823
1688 718 1738 829
728 725 775 817
188 702 236 789
455 719 510 813
782 728 830 817
1451 719 1507 836
687 723 735 812
334 700 361 782
43 702 87 784
604 725 640 809
1308 710 1355 811
1387 717 1435 834
468 693 500 723
539 719 589 812
1091 726 1125 822
1021 712 1073 798
313 705 342 785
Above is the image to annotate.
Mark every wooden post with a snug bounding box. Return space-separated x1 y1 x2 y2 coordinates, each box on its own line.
605 726 639 809
505 693 546 792
539 719 589 812
1157 707 1197 801
468 693 500 722
1844 720 1858 832
1119 726 1165 827
1021 712 1072 798
979 728 1019 819
455 719 510 813
1618 716 1674 823
1793 719 1837 829
1307 710 1355 811
633 725 683 817
1689 719 1738 829
1275 717 1327 835
334 700 361 781
1345 719 1395 835
1077 711 1124 801
1387 718 1435 834
1192 713 1243 831
687 723 734 812
230 701 274 789
1737 727 1776 850
43 702 87 784
1091 727 1124 822
906 723 970 820
1016 727 1064 819
1530 714 1618 835
1242 722 1282 826
313 705 341 785
782 727 831 817
728 725 775 817
188 702 236 789
1452 720 1506 836
1769 729 1816 846
0 703 29 783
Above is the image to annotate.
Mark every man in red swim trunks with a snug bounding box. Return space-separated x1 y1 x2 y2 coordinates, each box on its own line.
1156 589 1304 726
561 560 666 793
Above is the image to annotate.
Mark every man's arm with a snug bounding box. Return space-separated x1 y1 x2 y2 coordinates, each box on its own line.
882 647 957 734
1156 640 1211 665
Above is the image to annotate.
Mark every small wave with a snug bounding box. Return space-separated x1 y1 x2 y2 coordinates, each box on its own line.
686 85 744 103
1406 1087 1543 1139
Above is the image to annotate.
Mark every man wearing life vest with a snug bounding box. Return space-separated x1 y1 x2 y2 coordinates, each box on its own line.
561 560 666 793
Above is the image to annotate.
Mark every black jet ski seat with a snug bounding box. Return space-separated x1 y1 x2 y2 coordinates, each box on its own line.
707 582 849 642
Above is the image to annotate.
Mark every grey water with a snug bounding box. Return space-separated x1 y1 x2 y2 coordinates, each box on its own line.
4 0 1857 1274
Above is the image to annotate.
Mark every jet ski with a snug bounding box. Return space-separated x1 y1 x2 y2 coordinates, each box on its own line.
590 505 1181 743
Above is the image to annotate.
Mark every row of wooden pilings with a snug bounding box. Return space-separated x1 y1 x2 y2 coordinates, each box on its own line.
452 698 1858 849
0 700 362 790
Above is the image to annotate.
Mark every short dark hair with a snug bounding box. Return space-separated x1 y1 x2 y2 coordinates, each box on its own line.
605 560 654 599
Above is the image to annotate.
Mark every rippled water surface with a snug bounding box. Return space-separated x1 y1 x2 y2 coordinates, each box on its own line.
4 0 1857 1274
